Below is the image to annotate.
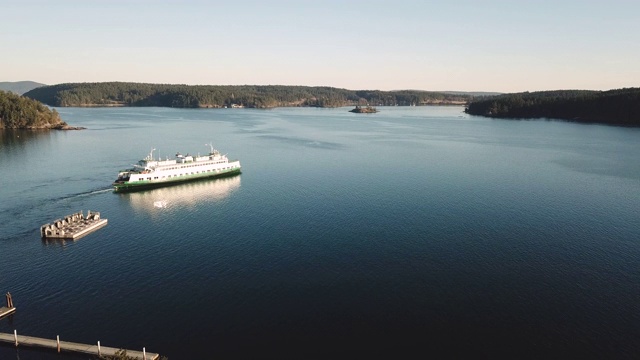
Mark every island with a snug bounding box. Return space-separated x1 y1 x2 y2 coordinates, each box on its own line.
0 90 83 130
23 82 471 109
465 88 640 126
349 105 378 113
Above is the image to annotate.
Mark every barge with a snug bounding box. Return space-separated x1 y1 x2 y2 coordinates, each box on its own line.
40 210 108 239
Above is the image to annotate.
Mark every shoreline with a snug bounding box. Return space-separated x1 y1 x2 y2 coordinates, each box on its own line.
53 102 468 109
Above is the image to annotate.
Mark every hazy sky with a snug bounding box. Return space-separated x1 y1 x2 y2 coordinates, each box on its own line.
2 0 639 92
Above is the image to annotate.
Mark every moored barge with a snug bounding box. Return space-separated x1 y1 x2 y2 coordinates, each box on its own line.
41 210 108 239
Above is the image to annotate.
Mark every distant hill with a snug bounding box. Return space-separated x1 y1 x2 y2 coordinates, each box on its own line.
440 91 502 96
465 88 640 126
392 90 502 96
0 81 46 95
23 82 472 108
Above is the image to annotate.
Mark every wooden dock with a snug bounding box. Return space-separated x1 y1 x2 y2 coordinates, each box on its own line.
0 331 159 359
0 306 16 319
1 293 16 319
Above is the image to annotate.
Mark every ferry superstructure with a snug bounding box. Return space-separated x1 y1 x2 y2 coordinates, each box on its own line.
113 144 241 192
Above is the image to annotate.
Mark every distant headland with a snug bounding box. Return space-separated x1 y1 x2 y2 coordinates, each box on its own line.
465 88 640 126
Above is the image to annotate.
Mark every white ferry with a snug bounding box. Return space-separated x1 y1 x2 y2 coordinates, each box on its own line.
113 144 241 192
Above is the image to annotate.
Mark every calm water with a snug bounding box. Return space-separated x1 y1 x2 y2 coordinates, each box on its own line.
0 106 639 359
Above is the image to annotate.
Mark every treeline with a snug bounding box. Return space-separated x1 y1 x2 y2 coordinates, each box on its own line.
23 82 470 108
465 88 640 126
0 90 66 129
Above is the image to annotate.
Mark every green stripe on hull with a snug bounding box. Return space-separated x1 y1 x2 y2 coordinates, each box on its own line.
113 168 241 192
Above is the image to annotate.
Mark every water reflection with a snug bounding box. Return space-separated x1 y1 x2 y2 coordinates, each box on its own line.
0 129 52 149
121 175 241 212
42 237 82 247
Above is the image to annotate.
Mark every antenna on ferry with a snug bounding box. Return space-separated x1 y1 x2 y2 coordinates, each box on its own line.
205 142 214 154
147 148 156 161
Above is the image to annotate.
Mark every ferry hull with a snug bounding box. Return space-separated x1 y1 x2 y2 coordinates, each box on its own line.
113 168 241 193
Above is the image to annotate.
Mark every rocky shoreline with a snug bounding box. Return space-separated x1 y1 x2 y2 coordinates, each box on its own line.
53 123 86 130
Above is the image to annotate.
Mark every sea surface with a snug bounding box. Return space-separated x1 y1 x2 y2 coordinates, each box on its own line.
0 106 639 359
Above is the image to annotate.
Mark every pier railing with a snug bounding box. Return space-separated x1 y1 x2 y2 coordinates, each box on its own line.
0 330 159 359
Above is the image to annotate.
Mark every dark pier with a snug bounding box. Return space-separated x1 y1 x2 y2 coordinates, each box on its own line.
0 292 16 319
0 331 159 359
1 294 158 358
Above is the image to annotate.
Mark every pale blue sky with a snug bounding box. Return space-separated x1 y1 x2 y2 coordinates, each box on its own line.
1 0 638 92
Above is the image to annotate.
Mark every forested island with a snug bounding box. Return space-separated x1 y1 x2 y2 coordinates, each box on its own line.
349 105 379 113
0 90 80 129
465 88 640 126
23 82 469 108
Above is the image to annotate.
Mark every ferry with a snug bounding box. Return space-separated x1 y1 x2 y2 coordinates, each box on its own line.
113 144 241 192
